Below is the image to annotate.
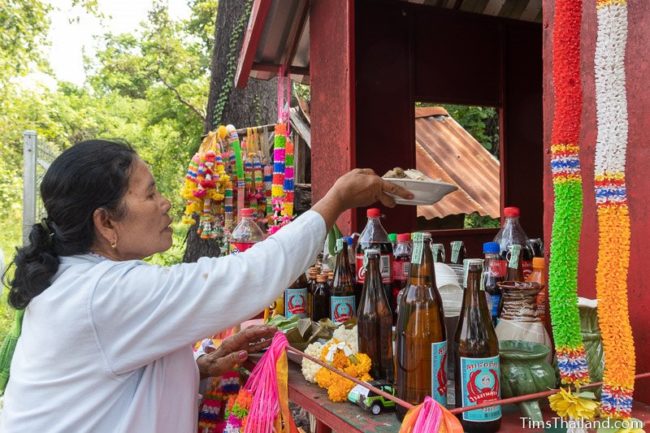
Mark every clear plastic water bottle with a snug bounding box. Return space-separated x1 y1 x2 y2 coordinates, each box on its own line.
230 208 265 254
493 206 534 278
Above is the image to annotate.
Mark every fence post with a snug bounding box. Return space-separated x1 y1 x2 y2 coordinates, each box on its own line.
22 131 38 246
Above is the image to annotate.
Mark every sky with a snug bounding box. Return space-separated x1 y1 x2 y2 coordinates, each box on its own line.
44 0 190 86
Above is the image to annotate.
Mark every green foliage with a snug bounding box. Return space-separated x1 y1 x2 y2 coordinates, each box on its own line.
0 0 220 337
0 0 51 86
443 104 499 157
464 212 500 229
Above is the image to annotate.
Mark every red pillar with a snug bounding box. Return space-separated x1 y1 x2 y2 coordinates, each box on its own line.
310 0 356 234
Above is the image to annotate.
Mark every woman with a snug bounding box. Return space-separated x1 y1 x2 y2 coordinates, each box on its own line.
1 140 411 433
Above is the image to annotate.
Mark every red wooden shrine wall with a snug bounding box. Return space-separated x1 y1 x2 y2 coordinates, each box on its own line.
543 0 650 403
352 1 543 257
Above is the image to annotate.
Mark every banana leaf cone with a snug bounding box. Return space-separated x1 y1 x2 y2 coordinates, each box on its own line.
0 309 24 395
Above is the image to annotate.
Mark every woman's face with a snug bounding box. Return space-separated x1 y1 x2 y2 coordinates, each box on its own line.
111 158 173 260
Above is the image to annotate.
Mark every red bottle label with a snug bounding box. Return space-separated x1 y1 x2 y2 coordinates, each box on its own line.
392 260 410 281
489 260 507 278
356 254 393 283
522 260 533 279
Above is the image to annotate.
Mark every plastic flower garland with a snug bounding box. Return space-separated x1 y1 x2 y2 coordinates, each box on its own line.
313 339 372 402
593 0 635 419
547 0 590 387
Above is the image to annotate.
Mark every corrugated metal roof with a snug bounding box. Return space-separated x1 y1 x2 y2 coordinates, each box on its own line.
236 0 540 88
415 107 500 219
402 0 542 23
235 0 309 88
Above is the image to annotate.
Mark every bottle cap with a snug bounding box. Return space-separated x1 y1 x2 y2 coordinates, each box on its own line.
503 206 520 218
345 236 354 245
532 257 545 268
388 233 397 243
483 241 500 254
240 208 254 217
316 274 328 283
367 208 381 218
397 233 411 242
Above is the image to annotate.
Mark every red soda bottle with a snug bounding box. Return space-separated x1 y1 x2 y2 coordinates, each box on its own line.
356 208 393 308
392 233 412 321
230 208 265 253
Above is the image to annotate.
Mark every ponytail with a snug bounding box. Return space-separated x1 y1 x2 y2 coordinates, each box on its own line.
7 221 59 309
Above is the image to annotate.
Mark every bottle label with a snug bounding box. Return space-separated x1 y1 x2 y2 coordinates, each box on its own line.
489 259 507 278
459 356 502 422
451 241 463 263
230 241 255 254
411 233 424 264
508 244 522 269
431 341 448 406
356 253 392 284
431 244 444 263
522 260 533 279
392 260 409 281
380 254 392 284
330 295 355 323
336 238 344 254
285 288 308 318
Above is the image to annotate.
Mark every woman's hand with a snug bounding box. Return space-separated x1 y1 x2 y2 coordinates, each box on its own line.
312 169 413 230
196 325 277 379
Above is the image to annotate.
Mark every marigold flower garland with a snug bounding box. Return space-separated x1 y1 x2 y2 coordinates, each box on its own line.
314 339 372 402
548 0 590 387
593 0 635 419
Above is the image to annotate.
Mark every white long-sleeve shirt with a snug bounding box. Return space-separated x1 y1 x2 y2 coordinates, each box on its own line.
1 210 326 433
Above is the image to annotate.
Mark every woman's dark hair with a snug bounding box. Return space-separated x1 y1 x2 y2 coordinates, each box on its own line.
6 140 137 309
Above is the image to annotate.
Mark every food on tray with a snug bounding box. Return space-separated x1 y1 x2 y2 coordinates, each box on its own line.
382 167 438 182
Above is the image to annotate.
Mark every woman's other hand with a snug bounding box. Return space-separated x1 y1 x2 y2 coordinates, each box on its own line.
312 168 413 230
196 325 277 379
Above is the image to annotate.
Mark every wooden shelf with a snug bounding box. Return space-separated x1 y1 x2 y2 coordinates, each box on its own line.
285 361 650 433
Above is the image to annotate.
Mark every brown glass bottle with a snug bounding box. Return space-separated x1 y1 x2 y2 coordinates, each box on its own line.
331 239 356 323
306 267 318 319
357 249 394 382
285 271 309 319
454 259 501 433
395 233 447 421
311 274 331 322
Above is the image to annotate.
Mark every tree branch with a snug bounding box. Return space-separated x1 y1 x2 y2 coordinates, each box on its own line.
155 69 206 123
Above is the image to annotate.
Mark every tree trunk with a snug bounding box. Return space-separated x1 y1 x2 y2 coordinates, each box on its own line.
184 0 277 262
